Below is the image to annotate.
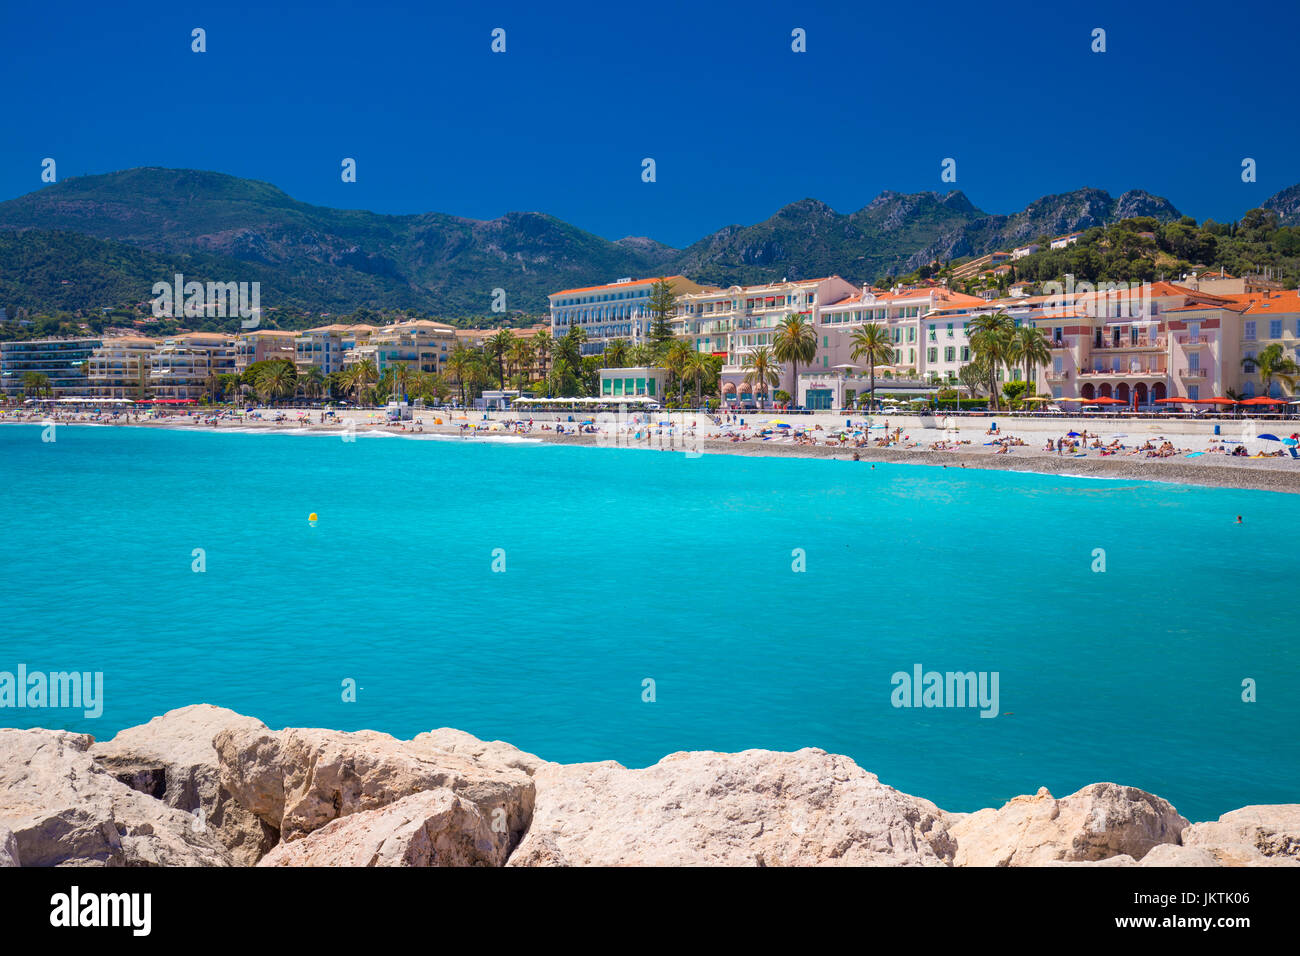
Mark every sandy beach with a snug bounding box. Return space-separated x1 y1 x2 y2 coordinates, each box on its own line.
6 406 1300 494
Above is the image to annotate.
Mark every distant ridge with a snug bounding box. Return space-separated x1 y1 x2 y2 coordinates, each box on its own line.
0 166 1289 317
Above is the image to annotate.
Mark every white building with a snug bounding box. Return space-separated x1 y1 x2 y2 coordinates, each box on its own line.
549 276 709 357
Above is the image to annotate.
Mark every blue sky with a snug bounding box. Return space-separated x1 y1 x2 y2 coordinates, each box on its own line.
2 0 1297 248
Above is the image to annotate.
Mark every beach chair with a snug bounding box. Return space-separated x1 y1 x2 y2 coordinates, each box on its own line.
1289 447 1300 460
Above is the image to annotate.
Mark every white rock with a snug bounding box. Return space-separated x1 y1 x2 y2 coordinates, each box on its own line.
0 728 231 866
950 783 1188 866
1181 805 1300 864
215 726 535 854
257 789 500 866
508 748 954 866
90 704 276 864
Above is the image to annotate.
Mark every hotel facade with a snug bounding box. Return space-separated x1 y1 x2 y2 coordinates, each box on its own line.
549 276 709 357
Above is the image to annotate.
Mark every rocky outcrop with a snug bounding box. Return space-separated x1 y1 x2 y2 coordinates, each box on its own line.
3 708 1295 867
0 827 18 867
257 790 501 867
948 784 1189 867
508 748 955 867
90 704 277 865
1181 805 1300 862
213 725 535 855
0 728 231 866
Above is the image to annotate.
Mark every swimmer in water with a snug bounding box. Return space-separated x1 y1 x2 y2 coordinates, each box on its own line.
1236 515 1243 524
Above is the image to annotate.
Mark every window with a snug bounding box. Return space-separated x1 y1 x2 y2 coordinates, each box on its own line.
946 323 954 337
1188 385 1199 401
822 336 828 347
928 348 938 362
647 379 655 396
635 378 646 395
961 346 970 361
1053 357 1063 373
1270 320 1282 339
945 347 955 362
1245 321 1256 340
1052 327 1063 342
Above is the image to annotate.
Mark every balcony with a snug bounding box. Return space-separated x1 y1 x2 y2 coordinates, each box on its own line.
1179 368 1208 380
1176 334 1207 347
1092 337 1166 351
1045 370 1070 382
1079 366 1167 378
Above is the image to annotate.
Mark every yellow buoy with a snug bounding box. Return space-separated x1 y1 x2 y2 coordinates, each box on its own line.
308 513 318 523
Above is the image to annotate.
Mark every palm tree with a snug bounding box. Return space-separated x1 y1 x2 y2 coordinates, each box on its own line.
743 347 781 410
532 329 552 378
968 312 1015 411
603 339 630 369
22 371 51 399
1245 343 1300 397
849 323 894 412
446 347 476 405
508 338 534 384
684 351 717 407
664 340 692 402
302 366 326 401
348 359 378 404
1008 324 1051 394
255 360 297 405
390 361 415 402
487 330 514 386
627 343 655 367
772 314 817 404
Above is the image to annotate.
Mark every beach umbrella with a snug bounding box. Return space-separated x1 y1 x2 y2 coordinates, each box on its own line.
1257 433 1282 442
1203 396 1238 405
1239 396 1284 406
1090 396 1126 405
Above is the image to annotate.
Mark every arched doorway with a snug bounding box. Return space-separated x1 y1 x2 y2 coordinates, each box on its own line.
1099 383 1113 399
1081 383 1096 400
1135 383 1148 405
1152 382 1167 401
1116 383 1130 403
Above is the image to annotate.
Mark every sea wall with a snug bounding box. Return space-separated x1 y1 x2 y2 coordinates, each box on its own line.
1 705 1295 867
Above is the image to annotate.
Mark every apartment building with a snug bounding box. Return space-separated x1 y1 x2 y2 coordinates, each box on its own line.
0 337 101 398
149 333 236 401
549 275 710 357
675 276 858 399
369 320 458 376
1030 282 1245 405
1231 290 1300 398
235 330 298 373
294 325 367 375
87 337 157 399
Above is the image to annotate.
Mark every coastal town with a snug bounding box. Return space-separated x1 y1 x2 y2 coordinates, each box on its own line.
4 251 1300 419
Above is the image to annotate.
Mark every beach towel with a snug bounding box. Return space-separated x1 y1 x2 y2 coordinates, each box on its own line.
1184 452 1204 458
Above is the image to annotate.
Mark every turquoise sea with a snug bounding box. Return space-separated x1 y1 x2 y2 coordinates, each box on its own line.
1 423 1296 821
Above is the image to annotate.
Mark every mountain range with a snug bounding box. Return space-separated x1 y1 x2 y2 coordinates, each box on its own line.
0 167 1296 319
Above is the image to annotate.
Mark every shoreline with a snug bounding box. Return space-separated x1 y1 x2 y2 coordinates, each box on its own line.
7 412 1300 495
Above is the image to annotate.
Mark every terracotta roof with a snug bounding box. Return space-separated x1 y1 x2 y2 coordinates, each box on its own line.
551 275 688 297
